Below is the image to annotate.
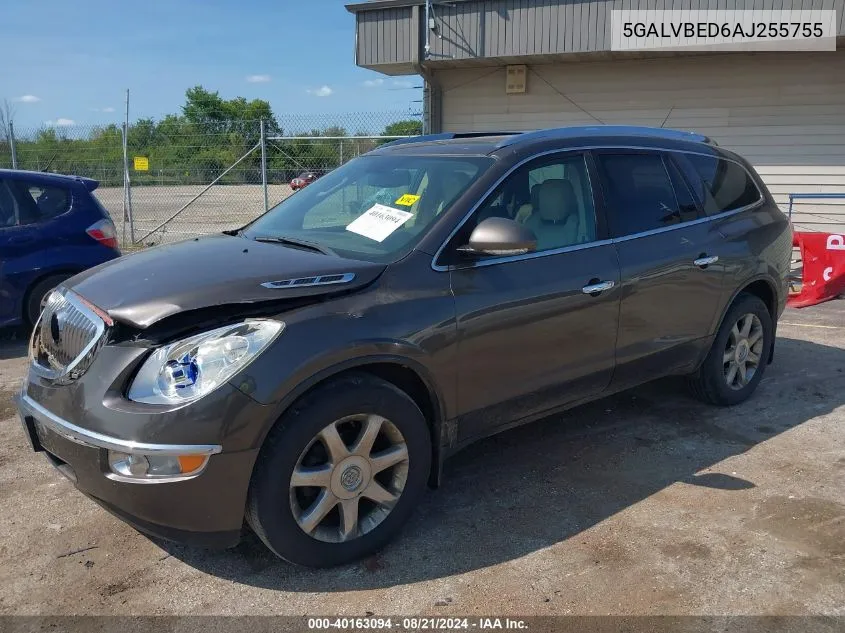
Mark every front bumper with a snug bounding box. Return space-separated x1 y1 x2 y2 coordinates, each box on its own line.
16 391 260 548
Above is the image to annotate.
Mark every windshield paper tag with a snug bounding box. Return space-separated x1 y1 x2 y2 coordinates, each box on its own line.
394 194 421 206
346 204 413 242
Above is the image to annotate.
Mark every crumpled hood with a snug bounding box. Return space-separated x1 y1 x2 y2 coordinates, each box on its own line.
67 234 386 328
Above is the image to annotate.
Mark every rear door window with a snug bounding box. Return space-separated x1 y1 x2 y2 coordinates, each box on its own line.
594 152 699 238
4 179 71 226
671 153 762 215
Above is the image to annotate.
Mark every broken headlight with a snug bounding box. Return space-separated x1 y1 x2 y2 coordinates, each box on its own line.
127 319 284 405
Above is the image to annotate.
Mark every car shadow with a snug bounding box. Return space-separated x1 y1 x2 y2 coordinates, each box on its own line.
0 326 29 360
155 334 845 590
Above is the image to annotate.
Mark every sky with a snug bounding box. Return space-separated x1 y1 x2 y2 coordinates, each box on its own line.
1 0 422 130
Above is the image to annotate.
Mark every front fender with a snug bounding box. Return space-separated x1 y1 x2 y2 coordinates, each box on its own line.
232 322 456 448
254 346 448 443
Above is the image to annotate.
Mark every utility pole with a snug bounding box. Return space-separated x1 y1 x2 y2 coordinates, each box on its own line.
122 89 135 244
9 121 17 169
260 119 269 211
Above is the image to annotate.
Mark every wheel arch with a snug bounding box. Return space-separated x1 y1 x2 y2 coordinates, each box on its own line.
714 275 779 365
22 268 81 322
260 355 448 488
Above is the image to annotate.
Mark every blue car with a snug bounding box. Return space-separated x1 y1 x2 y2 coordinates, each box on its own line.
0 169 121 327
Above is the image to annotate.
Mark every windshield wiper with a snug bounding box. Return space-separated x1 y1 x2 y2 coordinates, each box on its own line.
252 235 336 256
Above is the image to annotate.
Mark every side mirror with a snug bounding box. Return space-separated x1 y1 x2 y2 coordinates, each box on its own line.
458 217 537 257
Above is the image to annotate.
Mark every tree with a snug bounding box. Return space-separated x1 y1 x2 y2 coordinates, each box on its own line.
383 120 422 137
182 86 279 136
127 118 156 152
4 85 404 184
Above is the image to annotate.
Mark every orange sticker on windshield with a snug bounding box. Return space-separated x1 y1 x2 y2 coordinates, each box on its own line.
394 194 421 206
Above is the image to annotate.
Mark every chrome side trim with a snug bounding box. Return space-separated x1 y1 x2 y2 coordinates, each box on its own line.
446 238 614 270
609 206 747 243
431 144 762 272
261 272 356 289
17 393 222 456
104 471 206 485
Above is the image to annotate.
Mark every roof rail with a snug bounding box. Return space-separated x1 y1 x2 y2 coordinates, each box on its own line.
380 131 519 148
494 125 716 149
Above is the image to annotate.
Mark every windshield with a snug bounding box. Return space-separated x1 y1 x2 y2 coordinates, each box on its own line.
243 154 493 263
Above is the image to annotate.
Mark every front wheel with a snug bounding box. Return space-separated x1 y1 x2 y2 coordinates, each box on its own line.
688 293 773 406
246 373 431 567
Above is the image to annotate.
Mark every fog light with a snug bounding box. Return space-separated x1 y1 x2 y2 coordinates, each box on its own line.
107 451 209 481
128 454 149 476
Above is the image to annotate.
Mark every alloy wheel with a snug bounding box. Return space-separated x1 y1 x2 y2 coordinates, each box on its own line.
289 414 410 543
723 313 765 390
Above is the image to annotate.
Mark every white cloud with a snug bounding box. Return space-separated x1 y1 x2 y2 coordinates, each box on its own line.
363 78 384 88
91 107 116 113
392 80 415 88
246 74 271 83
45 118 75 127
15 95 41 103
307 85 333 97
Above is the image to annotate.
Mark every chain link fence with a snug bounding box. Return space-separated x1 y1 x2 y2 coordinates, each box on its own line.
1 112 421 247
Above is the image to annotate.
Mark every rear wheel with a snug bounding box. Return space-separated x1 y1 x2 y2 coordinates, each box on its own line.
688 293 773 406
246 373 431 567
25 274 72 327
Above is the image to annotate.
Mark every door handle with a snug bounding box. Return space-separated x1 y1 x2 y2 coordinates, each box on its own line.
693 255 719 268
582 280 615 295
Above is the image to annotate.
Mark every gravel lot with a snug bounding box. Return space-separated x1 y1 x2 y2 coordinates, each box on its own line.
0 302 843 617
95 185 294 245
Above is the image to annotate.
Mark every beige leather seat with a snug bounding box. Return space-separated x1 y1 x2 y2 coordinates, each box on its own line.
524 179 580 250
514 183 541 224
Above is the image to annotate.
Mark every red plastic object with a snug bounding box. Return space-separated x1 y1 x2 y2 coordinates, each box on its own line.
788 231 845 308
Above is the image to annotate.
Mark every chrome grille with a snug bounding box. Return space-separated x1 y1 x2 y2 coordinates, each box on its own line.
30 289 107 384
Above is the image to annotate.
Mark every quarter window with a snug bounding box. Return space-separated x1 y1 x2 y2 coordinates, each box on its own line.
595 153 698 237
672 153 762 215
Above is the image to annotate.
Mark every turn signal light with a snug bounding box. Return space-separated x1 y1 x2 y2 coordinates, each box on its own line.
177 455 207 473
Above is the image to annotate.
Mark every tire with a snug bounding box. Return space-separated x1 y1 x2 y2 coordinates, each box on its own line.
246 373 432 567
688 292 773 406
25 274 72 327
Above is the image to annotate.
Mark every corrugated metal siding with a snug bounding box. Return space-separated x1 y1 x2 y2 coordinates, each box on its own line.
425 0 845 62
356 7 415 66
438 51 845 232
354 0 845 67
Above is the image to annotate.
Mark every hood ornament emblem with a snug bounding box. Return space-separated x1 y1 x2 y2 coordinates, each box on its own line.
49 312 63 344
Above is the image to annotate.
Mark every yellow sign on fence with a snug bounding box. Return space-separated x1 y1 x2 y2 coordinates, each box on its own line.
133 156 149 171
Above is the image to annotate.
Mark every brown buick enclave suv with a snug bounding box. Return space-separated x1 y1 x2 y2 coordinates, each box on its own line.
17 126 792 567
